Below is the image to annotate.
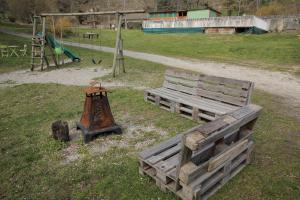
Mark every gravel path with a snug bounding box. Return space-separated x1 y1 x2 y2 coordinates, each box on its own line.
0 67 110 86
1 29 299 108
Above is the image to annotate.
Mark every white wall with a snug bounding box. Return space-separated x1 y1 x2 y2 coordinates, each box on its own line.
143 16 269 31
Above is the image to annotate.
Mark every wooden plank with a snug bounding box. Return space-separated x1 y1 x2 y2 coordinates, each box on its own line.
200 171 224 194
163 81 197 95
207 139 249 172
198 81 249 98
165 75 198 87
159 87 238 112
185 131 206 151
157 87 237 112
198 74 251 90
155 154 180 173
246 82 254 105
185 117 230 151
153 88 236 114
148 89 224 117
197 88 247 107
179 161 208 185
147 143 181 165
230 104 261 119
139 134 182 160
231 153 248 171
196 117 230 136
175 135 193 191
184 105 262 150
165 68 199 81
179 106 193 114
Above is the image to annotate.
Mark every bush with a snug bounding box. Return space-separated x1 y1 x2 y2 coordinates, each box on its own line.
256 2 287 16
48 17 74 37
8 16 16 23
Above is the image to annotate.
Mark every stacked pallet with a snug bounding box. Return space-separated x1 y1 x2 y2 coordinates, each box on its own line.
139 104 262 200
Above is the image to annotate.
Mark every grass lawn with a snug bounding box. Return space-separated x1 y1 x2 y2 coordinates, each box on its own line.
0 32 31 73
69 28 300 75
0 75 299 200
0 25 299 200
1 22 299 75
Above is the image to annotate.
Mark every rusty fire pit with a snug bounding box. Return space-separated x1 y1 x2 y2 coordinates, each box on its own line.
76 82 122 143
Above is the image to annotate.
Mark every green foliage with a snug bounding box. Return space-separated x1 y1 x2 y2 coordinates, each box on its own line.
256 2 287 16
6 0 57 22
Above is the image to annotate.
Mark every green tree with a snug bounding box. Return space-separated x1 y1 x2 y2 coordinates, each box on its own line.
7 0 57 22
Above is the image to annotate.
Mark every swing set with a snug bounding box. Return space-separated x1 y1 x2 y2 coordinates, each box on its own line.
31 10 144 77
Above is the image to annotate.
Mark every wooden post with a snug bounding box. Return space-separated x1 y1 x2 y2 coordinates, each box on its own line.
40 17 46 71
60 25 64 66
124 15 128 29
30 17 37 71
119 38 125 73
112 13 122 77
175 135 193 191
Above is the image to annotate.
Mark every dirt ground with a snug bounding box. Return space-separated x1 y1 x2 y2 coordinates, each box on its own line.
0 66 147 90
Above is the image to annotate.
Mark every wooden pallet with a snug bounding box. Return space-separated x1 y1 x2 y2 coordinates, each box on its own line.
145 89 235 121
139 137 254 200
139 105 262 200
144 68 254 122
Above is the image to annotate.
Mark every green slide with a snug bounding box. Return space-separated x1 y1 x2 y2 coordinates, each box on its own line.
44 34 80 62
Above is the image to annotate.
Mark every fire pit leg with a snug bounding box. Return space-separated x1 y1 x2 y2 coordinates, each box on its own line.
76 122 122 143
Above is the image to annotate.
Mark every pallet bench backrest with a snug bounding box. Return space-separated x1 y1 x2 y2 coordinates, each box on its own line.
175 104 262 190
163 68 254 107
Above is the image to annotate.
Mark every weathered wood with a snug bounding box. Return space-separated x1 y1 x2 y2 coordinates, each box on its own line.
165 75 198 87
175 134 193 191
141 76 261 200
147 143 181 165
151 87 238 112
197 88 247 107
207 139 248 172
198 74 251 90
112 13 122 77
145 69 254 122
198 81 249 98
139 134 182 160
165 68 199 81
145 88 238 121
196 117 230 136
163 81 198 95
140 138 254 200
51 120 70 142
185 104 262 151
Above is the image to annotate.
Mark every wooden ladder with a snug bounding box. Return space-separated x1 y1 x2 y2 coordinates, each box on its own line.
31 16 48 71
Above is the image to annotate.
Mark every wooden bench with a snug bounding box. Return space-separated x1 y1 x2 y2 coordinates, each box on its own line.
145 68 254 121
139 104 262 200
